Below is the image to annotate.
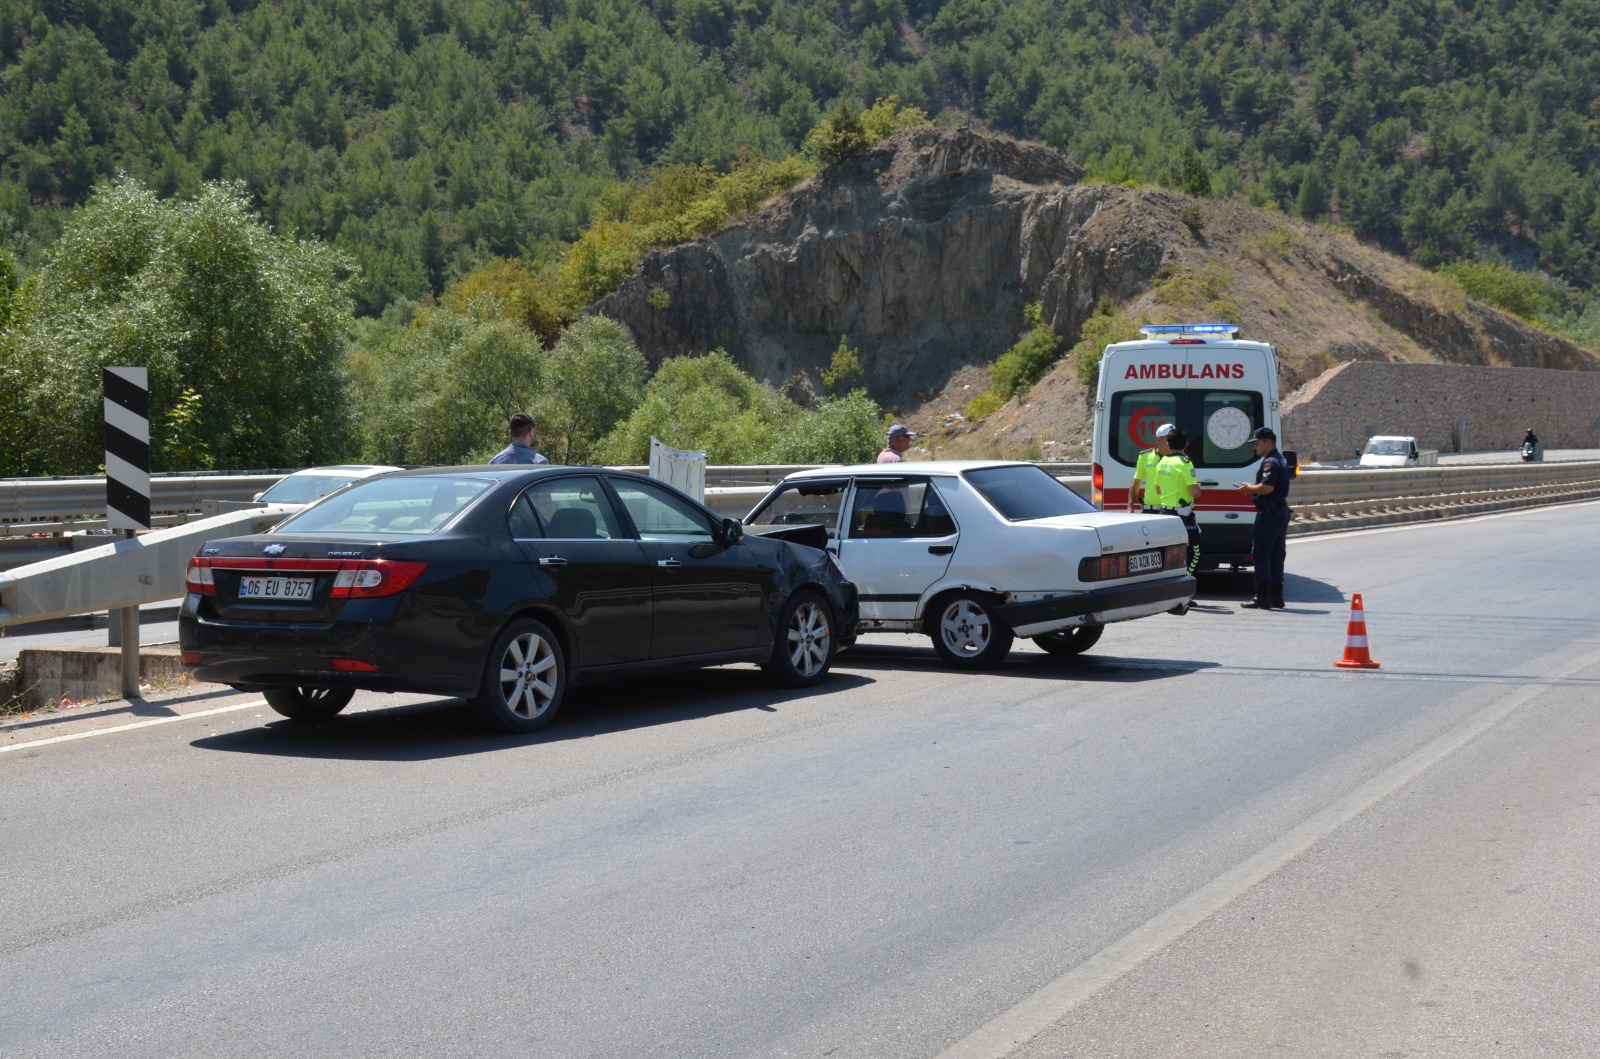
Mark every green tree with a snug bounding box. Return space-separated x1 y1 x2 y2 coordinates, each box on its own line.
537 315 649 463
820 335 863 394
350 298 546 466
1171 145 1212 198
803 98 870 165
767 389 882 463
12 178 354 474
599 350 801 464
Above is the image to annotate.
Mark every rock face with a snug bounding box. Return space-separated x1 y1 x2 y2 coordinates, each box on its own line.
593 127 1598 418
593 127 1099 408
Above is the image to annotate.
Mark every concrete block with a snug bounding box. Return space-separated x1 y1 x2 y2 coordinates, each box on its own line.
14 645 189 709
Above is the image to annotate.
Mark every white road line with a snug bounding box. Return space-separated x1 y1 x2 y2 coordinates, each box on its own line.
932 641 1600 1059
0 700 267 754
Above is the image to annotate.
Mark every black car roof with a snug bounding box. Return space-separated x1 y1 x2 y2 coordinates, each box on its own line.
388 465 653 481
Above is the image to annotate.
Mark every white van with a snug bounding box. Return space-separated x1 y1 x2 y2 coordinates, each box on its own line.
1091 324 1292 570
1359 435 1438 468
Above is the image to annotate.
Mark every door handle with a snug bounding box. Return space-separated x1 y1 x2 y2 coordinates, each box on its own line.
928 545 953 555
657 558 682 569
1200 480 1220 487
537 556 568 567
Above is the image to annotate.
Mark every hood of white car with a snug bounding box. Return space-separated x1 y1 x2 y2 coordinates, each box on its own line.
1029 511 1189 553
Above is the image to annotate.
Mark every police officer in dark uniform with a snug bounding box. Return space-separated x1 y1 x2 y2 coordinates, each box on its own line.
1235 426 1291 610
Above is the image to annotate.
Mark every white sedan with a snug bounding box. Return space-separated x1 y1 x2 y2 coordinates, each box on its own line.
744 461 1195 667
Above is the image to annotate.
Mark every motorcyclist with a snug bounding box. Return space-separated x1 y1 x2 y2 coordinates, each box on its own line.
1521 428 1539 461
1523 427 1539 448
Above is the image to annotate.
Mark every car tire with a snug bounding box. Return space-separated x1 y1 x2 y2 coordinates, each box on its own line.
931 592 1014 669
1031 622 1105 657
262 686 355 721
468 618 566 733
763 589 836 687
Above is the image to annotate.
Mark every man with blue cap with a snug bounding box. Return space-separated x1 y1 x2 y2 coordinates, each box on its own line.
1235 426 1291 609
878 423 915 463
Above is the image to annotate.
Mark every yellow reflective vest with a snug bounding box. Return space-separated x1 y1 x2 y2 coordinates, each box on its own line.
1133 448 1163 507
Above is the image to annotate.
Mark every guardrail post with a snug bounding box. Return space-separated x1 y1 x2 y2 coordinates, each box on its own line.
119 529 141 699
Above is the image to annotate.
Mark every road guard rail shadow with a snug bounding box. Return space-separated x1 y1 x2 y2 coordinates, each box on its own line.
187 669 875 762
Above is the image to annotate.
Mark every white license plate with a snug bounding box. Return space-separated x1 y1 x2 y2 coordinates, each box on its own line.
238 576 315 600
1127 550 1164 573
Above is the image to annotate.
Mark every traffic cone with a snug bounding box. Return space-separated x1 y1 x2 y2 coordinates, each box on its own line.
1334 593 1381 669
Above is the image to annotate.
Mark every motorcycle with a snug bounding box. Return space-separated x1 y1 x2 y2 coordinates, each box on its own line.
1520 441 1537 462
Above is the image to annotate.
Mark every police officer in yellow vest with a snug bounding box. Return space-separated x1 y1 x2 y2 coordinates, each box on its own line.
1127 423 1174 513
1154 426 1201 575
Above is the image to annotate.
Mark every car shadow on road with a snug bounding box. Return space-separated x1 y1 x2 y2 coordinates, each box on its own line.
837 642 1220 684
188 669 876 761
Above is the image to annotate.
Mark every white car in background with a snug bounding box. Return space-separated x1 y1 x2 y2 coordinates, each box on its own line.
254 464 403 508
743 461 1195 668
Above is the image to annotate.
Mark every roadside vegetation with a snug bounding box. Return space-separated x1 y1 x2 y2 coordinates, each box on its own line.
4 0 1600 472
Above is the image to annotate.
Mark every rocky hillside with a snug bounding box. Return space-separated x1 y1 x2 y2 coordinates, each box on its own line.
595 128 1599 460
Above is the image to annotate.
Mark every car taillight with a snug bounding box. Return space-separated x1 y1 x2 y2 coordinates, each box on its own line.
1092 463 1104 509
331 657 380 673
1078 544 1189 582
330 560 428 599
186 558 216 595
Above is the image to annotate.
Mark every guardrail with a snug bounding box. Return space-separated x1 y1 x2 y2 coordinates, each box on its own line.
0 463 1093 533
1284 460 1600 532
3 459 1595 539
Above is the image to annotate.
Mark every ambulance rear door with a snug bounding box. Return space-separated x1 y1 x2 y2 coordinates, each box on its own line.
1183 344 1272 566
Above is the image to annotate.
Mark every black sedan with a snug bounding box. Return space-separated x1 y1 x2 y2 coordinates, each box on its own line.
180 467 858 733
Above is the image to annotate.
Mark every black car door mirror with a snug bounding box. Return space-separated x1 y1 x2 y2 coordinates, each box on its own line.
719 517 745 544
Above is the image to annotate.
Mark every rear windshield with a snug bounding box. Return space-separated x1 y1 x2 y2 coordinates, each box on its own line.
274 476 493 536
1108 388 1264 469
963 465 1095 521
257 473 360 504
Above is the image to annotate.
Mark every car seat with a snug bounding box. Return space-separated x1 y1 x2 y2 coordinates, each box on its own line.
545 506 599 540
858 490 909 537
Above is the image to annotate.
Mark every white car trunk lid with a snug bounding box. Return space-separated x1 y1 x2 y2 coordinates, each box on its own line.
1030 511 1187 554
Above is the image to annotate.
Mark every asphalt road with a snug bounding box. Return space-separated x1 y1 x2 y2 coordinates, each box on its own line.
3 501 1598 1058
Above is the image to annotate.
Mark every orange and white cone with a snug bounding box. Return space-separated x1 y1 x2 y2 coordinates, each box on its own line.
1334 593 1381 669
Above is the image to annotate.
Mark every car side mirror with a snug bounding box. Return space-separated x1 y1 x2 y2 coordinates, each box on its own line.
1283 450 1299 477
719 518 745 545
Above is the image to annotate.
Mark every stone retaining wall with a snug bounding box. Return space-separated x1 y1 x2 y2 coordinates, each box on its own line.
1282 362 1600 461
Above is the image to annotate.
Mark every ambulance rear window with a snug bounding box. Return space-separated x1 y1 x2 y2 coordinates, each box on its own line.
1108 390 1265 468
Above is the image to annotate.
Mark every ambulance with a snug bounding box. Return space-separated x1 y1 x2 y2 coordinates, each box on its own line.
1090 324 1293 570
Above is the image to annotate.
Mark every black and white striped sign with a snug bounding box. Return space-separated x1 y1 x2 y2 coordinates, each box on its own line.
104 366 151 531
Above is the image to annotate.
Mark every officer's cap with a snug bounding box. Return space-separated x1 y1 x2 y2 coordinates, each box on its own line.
1154 423 1175 438
1252 427 1277 441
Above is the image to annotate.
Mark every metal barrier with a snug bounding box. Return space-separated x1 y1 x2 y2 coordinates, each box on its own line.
0 463 1094 532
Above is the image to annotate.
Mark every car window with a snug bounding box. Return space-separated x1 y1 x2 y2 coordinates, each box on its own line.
1110 389 1265 469
521 476 624 540
745 480 848 538
508 492 543 539
963 465 1095 521
609 478 714 542
274 476 492 536
257 473 356 505
1109 390 1179 466
847 479 953 539
915 482 957 536
1194 390 1264 468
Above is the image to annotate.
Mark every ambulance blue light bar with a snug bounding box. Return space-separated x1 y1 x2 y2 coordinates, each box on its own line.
1138 323 1240 337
